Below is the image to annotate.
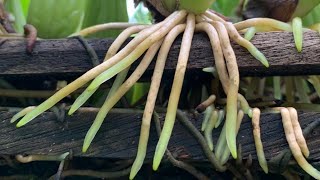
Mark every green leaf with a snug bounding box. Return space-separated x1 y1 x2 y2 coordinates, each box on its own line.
302 3 320 27
211 0 240 18
81 0 128 38
21 0 30 17
27 0 86 38
292 0 320 18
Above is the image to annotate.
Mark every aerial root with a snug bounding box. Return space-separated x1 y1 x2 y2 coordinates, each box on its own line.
71 22 148 37
287 107 309 157
153 13 195 171
204 109 218 151
251 108 268 174
292 17 303 52
211 21 239 159
10 106 36 123
195 22 229 93
68 25 148 115
196 94 216 112
219 110 244 164
201 105 214 131
280 108 320 179
130 24 186 179
13 10 187 127
82 39 164 152
10 6 318 178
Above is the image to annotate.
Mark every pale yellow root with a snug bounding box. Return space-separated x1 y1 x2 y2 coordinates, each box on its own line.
105 25 150 60
195 22 229 94
252 108 268 174
280 108 320 179
153 13 195 171
211 21 240 159
196 95 216 112
288 107 309 157
130 24 186 180
16 10 187 127
72 23 146 37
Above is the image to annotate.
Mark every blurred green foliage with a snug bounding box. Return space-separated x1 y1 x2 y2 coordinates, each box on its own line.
27 0 86 38
302 3 320 27
81 0 128 38
211 0 240 20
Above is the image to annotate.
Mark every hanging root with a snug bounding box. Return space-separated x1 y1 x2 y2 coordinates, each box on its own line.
82 39 163 152
213 21 240 159
204 109 218 151
13 10 187 127
219 110 244 165
68 25 149 115
129 24 186 179
287 107 309 157
280 108 320 179
11 3 317 177
196 95 216 112
153 13 195 171
251 108 268 174
292 17 303 52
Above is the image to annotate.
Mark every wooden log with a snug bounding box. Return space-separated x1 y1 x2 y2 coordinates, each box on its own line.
0 31 319 79
1 108 320 166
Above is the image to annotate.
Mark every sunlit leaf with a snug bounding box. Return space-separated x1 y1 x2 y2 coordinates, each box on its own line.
211 0 240 18
27 0 86 38
302 3 320 27
81 0 128 38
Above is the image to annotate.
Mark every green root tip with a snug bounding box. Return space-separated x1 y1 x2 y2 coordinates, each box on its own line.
226 132 238 159
257 52 269 67
129 173 135 180
16 121 26 127
60 152 70 160
68 110 75 116
230 147 237 159
262 166 268 174
152 158 161 171
82 128 98 153
244 27 256 41
129 169 139 180
82 144 89 153
248 108 253 118
152 148 163 171
209 144 213 151
249 48 269 67
292 17 303 52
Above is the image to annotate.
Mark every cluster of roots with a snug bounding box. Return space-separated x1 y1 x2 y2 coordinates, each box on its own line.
9 8 320 179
